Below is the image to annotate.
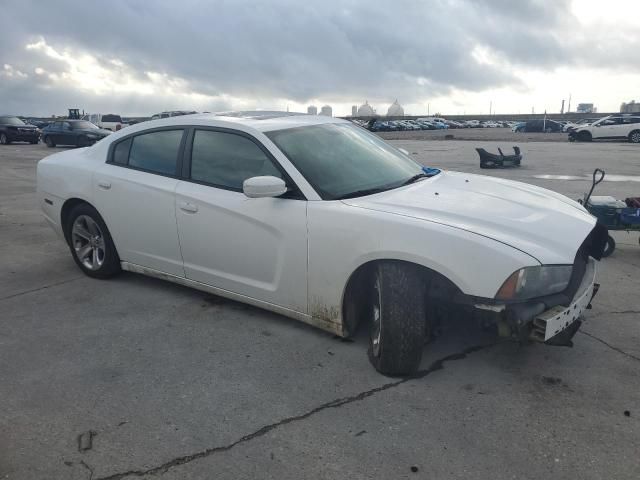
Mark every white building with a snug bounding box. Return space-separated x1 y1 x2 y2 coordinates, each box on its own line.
351 105 358 117
320 105 332 117
386 99 404 117
307 105 318 115
357 101 375 117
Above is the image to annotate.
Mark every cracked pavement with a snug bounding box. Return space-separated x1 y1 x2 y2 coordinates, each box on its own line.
1 140 639 479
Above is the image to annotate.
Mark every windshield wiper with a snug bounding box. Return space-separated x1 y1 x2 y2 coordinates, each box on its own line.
401 173 428 186
335 187 392 200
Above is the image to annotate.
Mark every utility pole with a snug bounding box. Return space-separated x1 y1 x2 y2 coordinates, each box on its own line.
489 100 492 117
567 94 572 113
561 99 565 115
427 103 430 116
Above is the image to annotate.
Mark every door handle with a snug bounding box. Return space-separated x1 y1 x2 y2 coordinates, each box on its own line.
97 181 111 190
179 202 198 213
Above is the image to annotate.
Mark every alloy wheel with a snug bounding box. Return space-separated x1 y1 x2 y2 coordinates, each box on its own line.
71 215 105 270
631 131 640 143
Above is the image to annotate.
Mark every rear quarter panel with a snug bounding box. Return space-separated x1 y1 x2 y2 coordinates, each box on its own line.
36 148 98 237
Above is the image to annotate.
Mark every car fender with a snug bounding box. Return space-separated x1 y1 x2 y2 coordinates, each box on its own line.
307 201 539 330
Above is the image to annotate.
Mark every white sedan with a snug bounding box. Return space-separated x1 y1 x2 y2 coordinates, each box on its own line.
37 112 607 375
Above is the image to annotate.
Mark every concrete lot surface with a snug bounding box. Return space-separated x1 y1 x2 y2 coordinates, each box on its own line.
1 139 639 479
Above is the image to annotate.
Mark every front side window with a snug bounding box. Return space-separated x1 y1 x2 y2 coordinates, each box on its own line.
127 130 184 175
266 123 426 200
190 130 282 190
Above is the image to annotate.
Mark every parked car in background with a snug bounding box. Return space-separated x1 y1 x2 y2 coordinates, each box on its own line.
150 111 198 120
82 114 125 132
0 115 40 145
563 118 600 133
37 112 606 375
41 120 112 147
26 118 51 129
569 115 640 143
521 119 563 133
512 122 526 133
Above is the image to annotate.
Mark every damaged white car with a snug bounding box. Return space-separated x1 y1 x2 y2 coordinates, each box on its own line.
37 112 607 375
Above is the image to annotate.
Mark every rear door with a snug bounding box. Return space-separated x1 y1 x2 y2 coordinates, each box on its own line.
174 127 308 312
93 128 187 276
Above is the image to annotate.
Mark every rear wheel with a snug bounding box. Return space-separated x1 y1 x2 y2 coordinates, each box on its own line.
368 262 426 376
65 203 121 278
602 235 616 257
0 133 9 145
629 130 640 144
44 136 56 147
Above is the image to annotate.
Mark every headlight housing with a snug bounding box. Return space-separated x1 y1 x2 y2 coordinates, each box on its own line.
495 265 573 300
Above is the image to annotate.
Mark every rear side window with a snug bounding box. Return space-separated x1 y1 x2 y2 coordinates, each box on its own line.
112 138 132 165
126 130 184 175
190 130 282 190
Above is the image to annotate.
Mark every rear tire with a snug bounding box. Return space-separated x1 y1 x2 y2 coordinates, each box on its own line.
367 262 426 376
44 136 56 147
629 130 640 144
602 235 616 257
65 203 121 279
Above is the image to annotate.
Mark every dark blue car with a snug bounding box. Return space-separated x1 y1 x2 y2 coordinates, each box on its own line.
42 120 111 147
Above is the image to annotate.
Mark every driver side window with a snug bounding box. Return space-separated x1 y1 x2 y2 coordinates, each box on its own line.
189 130 283 191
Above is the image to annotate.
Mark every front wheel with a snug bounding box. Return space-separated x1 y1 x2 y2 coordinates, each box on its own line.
578 131 592 142
65 203 121 279
368 262 426 376
0 133 9 145
602 235 616 257
629 130 640 144
44 136 56 147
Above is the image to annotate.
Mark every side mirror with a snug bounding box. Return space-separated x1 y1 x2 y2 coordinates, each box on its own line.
243 176 287 198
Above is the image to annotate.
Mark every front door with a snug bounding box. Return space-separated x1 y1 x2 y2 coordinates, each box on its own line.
174 128 308 312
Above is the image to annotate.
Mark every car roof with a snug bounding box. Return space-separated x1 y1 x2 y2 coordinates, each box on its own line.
141 111 347 133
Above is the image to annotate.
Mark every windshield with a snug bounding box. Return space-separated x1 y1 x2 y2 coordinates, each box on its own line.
266 123 428 200
0 116 26 126
71 121 99 130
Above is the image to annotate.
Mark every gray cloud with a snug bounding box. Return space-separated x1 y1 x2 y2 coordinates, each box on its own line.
0 0 636 116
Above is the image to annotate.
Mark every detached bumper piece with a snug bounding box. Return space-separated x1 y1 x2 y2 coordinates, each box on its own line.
477 146 522 169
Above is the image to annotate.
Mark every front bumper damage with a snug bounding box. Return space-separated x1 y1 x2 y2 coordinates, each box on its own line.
475 258 598 346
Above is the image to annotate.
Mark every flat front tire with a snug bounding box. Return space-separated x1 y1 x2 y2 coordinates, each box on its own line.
368 262 426 376
65 203 121 279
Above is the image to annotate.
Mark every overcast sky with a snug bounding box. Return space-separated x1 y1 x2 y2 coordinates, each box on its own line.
1 0 638 117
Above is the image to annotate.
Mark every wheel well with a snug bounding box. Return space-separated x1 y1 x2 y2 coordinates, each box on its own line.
341 259 462 337
60 198 93 242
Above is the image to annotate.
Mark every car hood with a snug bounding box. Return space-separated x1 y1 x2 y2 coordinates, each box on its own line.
342 171 596 264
